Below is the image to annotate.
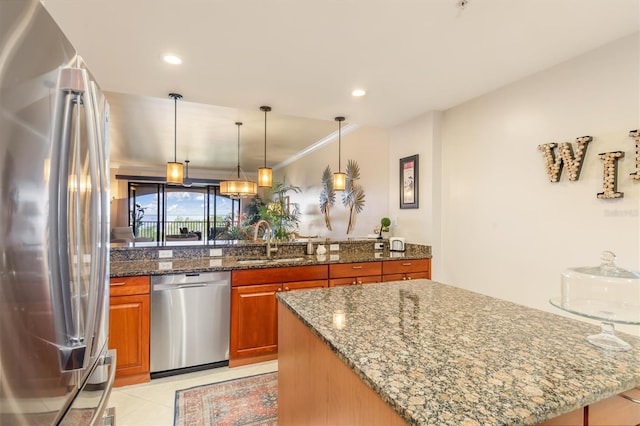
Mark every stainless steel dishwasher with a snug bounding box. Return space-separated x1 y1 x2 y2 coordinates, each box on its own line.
150 271 230 377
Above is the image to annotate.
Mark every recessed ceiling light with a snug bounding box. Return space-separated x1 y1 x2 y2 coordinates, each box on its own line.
352 89 366 97
163 54 183 65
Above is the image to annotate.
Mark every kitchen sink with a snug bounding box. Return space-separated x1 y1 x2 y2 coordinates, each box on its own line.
270 257 305 263
236 259 269 265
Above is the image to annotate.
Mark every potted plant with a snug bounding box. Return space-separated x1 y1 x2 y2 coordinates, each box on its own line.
378 217 391 239
258 180 302 240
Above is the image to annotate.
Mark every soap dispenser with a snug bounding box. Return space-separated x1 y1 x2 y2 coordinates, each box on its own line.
306 239 314 255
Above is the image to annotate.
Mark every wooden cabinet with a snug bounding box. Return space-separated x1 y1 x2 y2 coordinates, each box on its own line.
329 262 382 287
587 388 640 425
230 265 328 366
381 258 431 282
537 387 640 425
108 275 150 387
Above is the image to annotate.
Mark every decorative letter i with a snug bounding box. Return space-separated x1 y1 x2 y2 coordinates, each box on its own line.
597 151 624 199
630 129 639 180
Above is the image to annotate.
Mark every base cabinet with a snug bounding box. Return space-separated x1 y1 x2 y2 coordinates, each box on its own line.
230 265 328 366
381 258 431 282
108 276 150 387
537 388 640 425
329 262 382 287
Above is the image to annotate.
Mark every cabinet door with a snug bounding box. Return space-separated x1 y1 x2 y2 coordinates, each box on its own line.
588 388 640 425
230 284 281 359
109 294 150 386
381 273 405 282
330 276 381 287
284 280 328 292
406 272 430 280
382 272 431 282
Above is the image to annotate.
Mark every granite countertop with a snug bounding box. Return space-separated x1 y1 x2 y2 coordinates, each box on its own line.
277 280 640 426
109 241 431 277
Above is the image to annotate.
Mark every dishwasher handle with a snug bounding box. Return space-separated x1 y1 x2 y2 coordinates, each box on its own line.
178 283 207 289
153 280 230 292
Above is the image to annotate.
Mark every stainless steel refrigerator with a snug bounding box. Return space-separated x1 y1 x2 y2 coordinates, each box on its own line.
0 1 115 424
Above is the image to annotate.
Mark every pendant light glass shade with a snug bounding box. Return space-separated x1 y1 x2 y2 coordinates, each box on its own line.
220 122 258 198
258 105 273 187
258 167 273 187
166 162 183 184
333 116 346 191
166 93 184 184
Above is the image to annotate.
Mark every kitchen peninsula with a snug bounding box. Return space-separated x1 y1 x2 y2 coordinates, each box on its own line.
277 280 640 425
107 239 432 383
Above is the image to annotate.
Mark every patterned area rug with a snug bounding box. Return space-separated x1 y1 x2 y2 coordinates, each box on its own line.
174 372 278 426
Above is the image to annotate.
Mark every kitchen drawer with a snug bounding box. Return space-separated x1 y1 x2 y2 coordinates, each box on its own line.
329 262 382 279
232 265 328 286
382 259 430 275
330 275 381 287
109 276 150 297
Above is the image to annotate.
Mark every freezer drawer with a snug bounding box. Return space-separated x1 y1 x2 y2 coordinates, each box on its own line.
150 272 230 375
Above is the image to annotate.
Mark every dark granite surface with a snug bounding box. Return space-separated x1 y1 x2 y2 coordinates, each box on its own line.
110 239 431 277
277 280 640 426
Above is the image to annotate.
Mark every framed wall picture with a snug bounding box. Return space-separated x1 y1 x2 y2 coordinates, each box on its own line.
400 154 419 209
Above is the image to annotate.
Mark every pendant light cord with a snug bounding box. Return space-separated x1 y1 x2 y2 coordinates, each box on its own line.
169 93 182 163
338 120 341 172
236 122 242 179
173 95 177 162
335 116 345 172
260 106 271 168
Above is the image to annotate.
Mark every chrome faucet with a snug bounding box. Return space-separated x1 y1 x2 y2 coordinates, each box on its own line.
254 220 278 258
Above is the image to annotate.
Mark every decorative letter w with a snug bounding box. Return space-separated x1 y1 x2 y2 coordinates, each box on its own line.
537 136 592 182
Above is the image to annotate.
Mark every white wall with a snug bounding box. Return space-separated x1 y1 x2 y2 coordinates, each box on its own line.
276 125 390 239
388 111 443 274
438 33 639 335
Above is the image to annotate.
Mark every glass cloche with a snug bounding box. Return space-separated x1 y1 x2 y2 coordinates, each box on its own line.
550 251 640 351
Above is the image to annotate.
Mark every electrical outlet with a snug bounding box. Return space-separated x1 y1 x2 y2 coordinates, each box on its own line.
329 243 340 251
158 250 173 258
158 261 172 270
374 242 384 250
209 248 223 257
209 258 222 267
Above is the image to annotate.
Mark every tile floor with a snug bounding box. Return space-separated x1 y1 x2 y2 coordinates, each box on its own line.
108 360 278 425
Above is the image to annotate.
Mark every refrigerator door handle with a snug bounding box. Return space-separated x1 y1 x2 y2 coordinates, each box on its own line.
48 66 92 371
89 349 117 425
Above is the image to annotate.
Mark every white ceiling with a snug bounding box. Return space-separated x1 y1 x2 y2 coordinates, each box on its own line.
42 0 640 174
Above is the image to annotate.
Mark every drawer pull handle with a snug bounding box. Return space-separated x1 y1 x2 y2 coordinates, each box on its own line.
619 393 640 404
401 262 412 266
110 282 126 286
284 287 290 291
352 266 363 269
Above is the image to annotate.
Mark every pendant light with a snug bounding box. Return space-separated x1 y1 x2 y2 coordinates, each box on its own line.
258 105 273 187
220 122 258 198
183 160 192 188
332 116 346 191
166 93 184 184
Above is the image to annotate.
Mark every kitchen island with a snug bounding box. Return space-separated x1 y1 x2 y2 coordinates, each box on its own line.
277 280 640 425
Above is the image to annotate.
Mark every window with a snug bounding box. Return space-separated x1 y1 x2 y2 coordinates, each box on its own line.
128 183 240 241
